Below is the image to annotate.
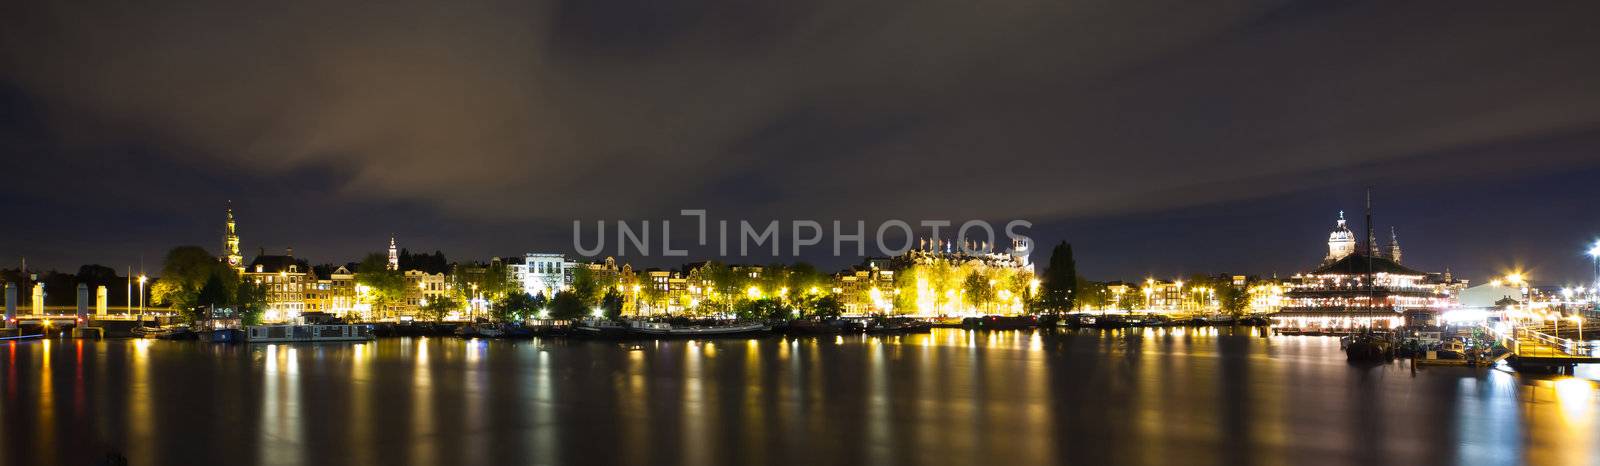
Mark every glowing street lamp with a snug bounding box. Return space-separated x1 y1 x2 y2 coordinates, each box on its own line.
1588 241 1600 294
137 274 148 317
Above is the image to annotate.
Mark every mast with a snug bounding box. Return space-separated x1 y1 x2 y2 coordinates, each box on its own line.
1365 189 1376 320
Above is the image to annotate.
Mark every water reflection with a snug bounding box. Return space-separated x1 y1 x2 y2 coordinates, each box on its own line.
0 331 1598 465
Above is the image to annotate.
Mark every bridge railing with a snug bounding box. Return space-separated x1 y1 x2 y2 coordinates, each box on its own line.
1513 326 1595 357
1481 323 1595 357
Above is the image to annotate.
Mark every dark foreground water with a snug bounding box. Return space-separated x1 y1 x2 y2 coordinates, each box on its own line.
1 328 1596 466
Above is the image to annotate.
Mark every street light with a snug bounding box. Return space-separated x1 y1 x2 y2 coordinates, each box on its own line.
137 275 147 317
1588 241 1600 296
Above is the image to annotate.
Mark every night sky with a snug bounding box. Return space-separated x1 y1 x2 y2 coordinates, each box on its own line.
3 1 1599 285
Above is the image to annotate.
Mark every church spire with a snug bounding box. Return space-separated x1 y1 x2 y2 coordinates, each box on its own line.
1388 227 1402 263
388 236 399 271
223 201 243 270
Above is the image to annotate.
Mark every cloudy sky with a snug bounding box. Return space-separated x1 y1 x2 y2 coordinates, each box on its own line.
3 1 1599 284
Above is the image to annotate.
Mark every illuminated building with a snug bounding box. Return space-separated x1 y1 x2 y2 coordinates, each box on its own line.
885 237 1035 316
1324 211 1356 265
222 204 243 270
243 248 314 322
402 270 449 316
387 236 399 271
511 253 572 298
308 266 357 318
1274 211 1464 331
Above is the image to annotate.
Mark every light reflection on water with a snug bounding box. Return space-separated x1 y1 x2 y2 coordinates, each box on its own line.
0 328 1596 465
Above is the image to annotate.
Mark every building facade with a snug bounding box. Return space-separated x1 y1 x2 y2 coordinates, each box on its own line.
1274 211 1465 331
242 249 314 322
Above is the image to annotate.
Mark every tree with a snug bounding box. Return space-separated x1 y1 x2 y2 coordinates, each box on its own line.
154 246 234 310
963 272 995 314
530 292 549 316
1038 242 1077 313
355 253 405 314
421 295 460 322
235 279 268 325
571 266 603 307
196 274 229 307
494 292 536 323
1077 281 1109 311
548 291 588 320
1217 284 1251 316
600 288 625 321
735 298 788 321
803 295 845 319
1119 288 1145 311
639 281 666 314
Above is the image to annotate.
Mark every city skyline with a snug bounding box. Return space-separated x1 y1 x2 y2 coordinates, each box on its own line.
5 2 1600 283
5 182 1598 289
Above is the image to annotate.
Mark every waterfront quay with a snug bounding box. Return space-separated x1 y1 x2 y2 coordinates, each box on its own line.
1 327 1597 466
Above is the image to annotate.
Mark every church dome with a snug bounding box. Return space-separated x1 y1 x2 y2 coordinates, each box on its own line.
1325 211 1356 263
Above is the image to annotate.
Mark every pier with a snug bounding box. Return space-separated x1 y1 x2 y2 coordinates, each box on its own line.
1486 322 1600 373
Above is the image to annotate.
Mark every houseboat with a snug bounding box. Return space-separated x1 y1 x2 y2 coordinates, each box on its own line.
245 324 374 343
628 321 770 337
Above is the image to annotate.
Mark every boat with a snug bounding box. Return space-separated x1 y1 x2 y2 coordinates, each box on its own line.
1342 332 1396 362
199 328 245 343
964 315 1037 330
572 319 631 338
143 325 196 340
473 323 505 338
628 320 770 337
1208 314 1238 325
864 317 932 334
245 324 374 343
782 319 849 335
1086 314 1128 329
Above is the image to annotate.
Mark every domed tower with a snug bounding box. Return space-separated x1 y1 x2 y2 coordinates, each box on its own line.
1325 211 1356 264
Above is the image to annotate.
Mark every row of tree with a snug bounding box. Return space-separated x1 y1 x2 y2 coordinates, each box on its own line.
1036 241 1252 315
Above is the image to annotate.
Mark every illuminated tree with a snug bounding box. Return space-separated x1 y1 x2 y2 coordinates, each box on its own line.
963 271 995 314
1217 284 1251 316
421 295 460 322
493 292 536 322
355 253 405 312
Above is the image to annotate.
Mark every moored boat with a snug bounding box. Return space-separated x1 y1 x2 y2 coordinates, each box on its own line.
473 323 506 338
245 324 374 343
864 317 931 334
628 320 770 337
963 315 1037 330
1342 332 1396 362
573 319 631 338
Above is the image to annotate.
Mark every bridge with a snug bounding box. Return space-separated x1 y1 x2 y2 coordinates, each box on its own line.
1486 321 1600 374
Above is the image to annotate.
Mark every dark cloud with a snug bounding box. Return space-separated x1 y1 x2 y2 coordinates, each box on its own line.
3 1 1600 280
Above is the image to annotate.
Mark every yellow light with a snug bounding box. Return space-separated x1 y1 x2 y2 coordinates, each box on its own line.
746 286 761 299
1506 273 1524 284
138 275 147 284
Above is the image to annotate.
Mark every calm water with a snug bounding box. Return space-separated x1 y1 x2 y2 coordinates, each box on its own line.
1 328 1596 466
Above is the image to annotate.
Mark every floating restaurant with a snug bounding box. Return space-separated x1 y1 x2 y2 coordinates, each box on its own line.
1272 210 1466 332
